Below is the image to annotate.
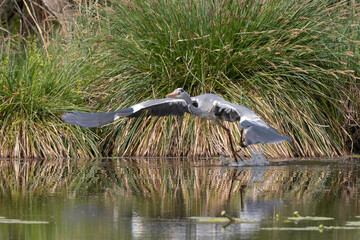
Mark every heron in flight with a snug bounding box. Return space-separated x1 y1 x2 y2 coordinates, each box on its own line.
62 88 291 162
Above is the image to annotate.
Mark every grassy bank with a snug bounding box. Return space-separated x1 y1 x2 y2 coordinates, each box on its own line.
0 0 359 158
100 0 360 157
0 36 105 158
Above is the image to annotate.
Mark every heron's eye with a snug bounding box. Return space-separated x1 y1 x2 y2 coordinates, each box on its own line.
180 89 184 92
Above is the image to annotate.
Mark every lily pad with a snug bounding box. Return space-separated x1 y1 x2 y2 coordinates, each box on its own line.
262 226 360 231
0 218 48 224
288 216 334 221
345 221 360 226
262 226 322 231
189 216 255 223
288 211 334 221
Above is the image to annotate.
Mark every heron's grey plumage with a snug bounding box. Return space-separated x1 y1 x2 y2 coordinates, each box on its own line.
214 100 292 146
62 111 119 128
116 98 190 118
62 88 291 161
62 98 190 128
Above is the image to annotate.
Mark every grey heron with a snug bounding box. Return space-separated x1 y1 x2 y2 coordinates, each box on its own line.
62 88 291 162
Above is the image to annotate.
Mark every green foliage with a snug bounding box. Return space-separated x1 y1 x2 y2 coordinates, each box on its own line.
99 0 360 157
0 38 100 158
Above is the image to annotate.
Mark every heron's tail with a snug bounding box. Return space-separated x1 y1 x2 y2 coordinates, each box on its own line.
61 111 117 128
61 108 134 128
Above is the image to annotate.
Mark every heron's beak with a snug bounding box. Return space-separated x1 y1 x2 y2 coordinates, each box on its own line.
166 90 180 98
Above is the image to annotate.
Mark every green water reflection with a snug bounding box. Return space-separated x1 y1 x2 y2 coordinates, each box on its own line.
0 158 359 239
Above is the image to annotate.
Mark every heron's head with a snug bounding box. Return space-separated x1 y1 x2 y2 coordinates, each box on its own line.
166 88 192 104
166 88 186 99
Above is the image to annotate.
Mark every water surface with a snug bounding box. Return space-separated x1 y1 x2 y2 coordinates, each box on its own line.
0 157 359 239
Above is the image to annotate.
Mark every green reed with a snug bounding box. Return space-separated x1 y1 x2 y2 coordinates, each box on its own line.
97 0 359 157
0 38 102 158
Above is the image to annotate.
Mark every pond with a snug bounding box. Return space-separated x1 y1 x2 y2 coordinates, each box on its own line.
0 157 359 239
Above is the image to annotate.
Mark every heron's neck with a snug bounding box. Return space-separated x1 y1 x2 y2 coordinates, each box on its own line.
182 92 204 116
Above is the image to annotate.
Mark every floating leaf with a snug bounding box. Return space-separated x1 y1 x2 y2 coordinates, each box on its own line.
189 216 255 223
288 211 334 221
345 221 360 226
262 226 360 231
288 216 334 221
0 217 48 224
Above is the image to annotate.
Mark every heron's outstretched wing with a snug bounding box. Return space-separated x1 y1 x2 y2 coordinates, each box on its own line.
116 98 189 118
62 98 189 128
214 100 291 146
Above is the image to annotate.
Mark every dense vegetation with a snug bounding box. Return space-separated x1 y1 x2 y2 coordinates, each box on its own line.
0 0 359 158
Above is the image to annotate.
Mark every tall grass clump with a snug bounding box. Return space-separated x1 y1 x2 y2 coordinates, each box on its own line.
97 0 359 157
0 37 105 158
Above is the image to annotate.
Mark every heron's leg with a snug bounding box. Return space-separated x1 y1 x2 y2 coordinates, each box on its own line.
234 129 251 158
235 128 246 151
220 124 243 162
239 129 245 147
